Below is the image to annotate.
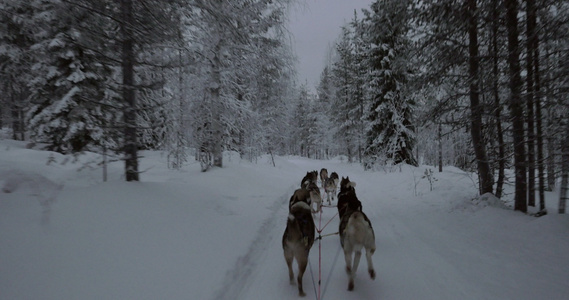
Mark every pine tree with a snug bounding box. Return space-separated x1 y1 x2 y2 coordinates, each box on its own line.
0 0 33 141
331 25 358 162
360 0 417 168
27 0 120 153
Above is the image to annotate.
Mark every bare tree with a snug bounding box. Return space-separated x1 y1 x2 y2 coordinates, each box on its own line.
467 0 493 195
504 0 527 213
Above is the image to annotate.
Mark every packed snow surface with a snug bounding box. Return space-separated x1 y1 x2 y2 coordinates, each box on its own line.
1 139 568 300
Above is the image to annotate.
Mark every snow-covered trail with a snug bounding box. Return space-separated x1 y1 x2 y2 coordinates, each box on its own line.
2 141 568 300
218 158 569 300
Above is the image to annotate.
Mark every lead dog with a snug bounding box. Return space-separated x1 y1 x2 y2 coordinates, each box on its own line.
337 177 376 291
282 201 315 297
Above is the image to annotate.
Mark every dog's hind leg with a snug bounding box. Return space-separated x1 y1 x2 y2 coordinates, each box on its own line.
296 253 308 297
366 247 376 279
284 248 295 285
344 249 355 291
352 250 362 275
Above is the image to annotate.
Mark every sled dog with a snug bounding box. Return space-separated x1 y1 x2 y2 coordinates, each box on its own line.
337 178 376 291
319 168 328 187
324 176 339 205
282 201 315 297
337 176 360 219
289 186 321 212
307 181 322 213
301 170 318 189
339 209 376 291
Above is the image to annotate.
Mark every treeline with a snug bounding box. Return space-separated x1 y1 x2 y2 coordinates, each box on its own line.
307 0 567 213
0 0 298 179
1 0 568 212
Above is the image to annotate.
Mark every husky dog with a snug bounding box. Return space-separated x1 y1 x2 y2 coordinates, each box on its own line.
337 176 360 219
339 209 376 291
289 188 311 210
337 178 376 291
301 170 318 189
324 176 339 205
319 168 328 187
282 201 315 297
307 181 322 213
330 171 339 182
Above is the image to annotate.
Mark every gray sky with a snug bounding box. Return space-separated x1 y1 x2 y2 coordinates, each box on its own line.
287 0 373 91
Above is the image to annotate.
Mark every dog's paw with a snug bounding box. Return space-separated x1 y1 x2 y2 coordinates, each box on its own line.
348 280 354 291
369 269 376 279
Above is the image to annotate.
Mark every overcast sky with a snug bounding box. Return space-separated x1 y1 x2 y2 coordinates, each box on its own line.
287 0 373 91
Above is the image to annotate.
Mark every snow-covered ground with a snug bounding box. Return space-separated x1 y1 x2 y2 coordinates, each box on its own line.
1 139 568 300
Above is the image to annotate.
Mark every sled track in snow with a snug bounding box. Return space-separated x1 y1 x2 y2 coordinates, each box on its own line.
211 188 291 300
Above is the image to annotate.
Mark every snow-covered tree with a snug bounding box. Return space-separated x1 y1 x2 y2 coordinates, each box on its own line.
360 0 417 168
26 0 120 153
0 0 37 140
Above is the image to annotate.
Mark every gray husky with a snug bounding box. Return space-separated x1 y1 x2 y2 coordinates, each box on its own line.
282 201 315 297
338 178 376 291
324 176 339 205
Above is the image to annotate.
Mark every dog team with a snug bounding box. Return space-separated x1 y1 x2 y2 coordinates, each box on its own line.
282 168 376 296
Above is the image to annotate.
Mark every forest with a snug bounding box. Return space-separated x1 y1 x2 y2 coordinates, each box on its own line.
1 0 568 213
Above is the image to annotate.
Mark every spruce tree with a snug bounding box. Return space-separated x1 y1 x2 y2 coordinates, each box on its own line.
361 0 417 167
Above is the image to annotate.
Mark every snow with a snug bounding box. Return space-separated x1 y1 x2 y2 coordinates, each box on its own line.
1 138 568 300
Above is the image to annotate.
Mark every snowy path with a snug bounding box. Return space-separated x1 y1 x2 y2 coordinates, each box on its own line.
212 187 292 300
2 142 568 300
209 159 569 300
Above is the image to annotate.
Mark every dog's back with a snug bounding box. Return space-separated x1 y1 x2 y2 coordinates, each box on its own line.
336 177 376 291
339 210 374 249
289 188 311 210
282 201 315 296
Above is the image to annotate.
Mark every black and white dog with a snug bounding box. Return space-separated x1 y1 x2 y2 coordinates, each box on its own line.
300 170 318 189
337 176 359 219
337 177 376 291
282 201 315 297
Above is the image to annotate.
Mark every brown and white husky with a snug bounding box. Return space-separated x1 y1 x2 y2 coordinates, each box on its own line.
337 177 376 291
282 201 315 297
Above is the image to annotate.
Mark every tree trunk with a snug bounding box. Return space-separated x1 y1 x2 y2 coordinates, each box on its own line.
560 125 569 214
504 0 527 212
121 0 139 181
468 0 493 195
491 0 505 198
211 49 223 168
544 41 556 192
525 0 536 207
530 0 546 213
438 121 443 172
